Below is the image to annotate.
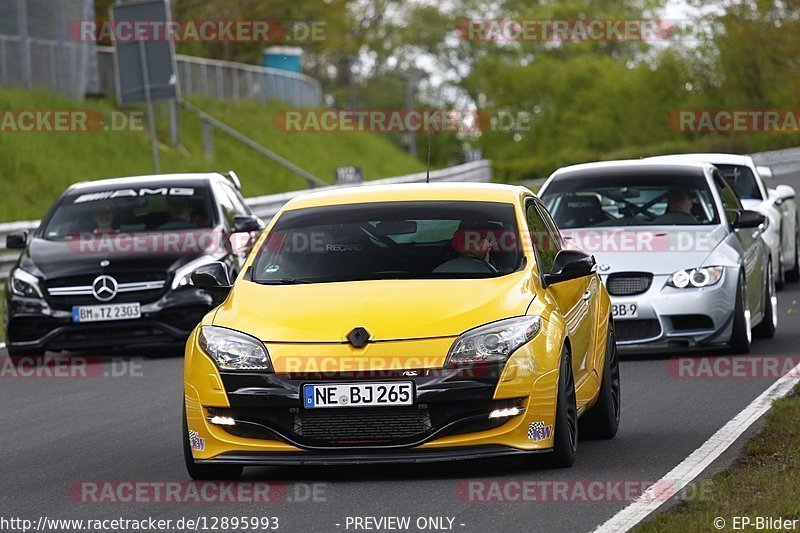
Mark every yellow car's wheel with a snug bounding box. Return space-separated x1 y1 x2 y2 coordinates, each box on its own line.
182 401 243 480
527 346 577 469
580 327 620 439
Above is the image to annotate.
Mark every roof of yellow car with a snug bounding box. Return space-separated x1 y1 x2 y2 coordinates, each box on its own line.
283 182 532 210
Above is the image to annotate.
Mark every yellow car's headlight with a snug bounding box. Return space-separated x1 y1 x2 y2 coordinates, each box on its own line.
199 326 273 371
445 316 542 367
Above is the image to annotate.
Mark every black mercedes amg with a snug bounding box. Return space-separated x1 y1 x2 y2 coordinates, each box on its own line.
3 172 263 356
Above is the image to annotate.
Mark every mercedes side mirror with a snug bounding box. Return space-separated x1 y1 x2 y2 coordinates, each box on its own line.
6 230 29 250
232 215 265 233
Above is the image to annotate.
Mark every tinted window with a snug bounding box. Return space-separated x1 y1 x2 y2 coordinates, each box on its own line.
252 201 522 283
212 182 237 225
714 164 762 200
540 172 719 228
713 171 743 225
221 182 251 215
42 186 215 240
526 200 560 274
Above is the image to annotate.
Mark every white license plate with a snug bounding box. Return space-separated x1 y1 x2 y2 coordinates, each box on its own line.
303 382 414 409
72 303 141 323
611 302 639 319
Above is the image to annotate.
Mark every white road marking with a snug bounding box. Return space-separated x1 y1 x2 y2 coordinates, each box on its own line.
593 360 800 533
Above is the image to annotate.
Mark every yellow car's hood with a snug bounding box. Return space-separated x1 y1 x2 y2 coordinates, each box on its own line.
212 272 534 343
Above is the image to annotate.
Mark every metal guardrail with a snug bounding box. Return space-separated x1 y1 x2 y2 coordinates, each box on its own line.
95 46 323 107
0 160 493 280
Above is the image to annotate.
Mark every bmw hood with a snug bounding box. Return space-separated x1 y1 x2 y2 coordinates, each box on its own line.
212 272 535 343
561 225 728 276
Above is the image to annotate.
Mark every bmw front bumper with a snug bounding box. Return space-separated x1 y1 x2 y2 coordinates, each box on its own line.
605 267 739 353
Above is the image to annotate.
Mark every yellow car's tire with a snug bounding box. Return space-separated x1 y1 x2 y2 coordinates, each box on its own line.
536 346 577 468
182 401 243 480
580 327 620 439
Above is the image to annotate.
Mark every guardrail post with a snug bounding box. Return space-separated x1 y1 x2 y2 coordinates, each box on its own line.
202 118 214 162
0 39 7 84
16 0 32 89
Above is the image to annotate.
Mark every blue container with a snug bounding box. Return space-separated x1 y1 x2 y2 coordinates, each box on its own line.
263 46 303 73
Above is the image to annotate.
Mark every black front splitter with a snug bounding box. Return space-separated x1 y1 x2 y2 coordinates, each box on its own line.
198 445 549 466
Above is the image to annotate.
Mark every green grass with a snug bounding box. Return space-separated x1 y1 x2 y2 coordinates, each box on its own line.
636 385 800 532
0 88 425 222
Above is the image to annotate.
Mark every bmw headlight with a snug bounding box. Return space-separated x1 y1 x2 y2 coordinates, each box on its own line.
199 326 272 371
667 267 724 288
445 316 542 367
10 268 44 298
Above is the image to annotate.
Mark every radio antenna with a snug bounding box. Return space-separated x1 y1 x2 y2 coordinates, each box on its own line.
425 128 433 184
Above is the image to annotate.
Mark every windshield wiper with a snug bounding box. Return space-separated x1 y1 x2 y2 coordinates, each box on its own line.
256 277 316 285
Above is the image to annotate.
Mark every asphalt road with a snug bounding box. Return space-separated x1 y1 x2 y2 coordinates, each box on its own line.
2 166 799 533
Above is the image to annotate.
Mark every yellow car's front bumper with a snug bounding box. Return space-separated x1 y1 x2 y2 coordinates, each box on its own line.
184 320 566 465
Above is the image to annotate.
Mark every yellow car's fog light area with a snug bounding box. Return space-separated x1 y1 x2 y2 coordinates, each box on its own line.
264 337 457 373
184 385 300 460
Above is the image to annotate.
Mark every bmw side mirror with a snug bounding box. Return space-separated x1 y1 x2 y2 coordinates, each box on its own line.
543 250 596 287
232 215 265 233
191 262 232 293
774 184 796 203
733 210 766 229
6 230 29 250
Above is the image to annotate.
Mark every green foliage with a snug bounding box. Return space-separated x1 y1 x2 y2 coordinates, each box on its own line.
0 88 424 222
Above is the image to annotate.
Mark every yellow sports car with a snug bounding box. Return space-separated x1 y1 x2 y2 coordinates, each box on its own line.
182 183 619 478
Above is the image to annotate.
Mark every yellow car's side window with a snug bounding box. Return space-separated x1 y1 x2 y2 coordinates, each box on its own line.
526 201 561 274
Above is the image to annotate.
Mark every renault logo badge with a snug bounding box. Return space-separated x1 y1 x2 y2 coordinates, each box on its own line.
92 275 118 302
346 327 371 348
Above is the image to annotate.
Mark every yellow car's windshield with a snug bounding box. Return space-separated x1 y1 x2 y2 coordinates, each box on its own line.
252 201 524 283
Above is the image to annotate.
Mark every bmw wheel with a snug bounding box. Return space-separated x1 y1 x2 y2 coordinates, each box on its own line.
754 263 778 339
729 272 752 354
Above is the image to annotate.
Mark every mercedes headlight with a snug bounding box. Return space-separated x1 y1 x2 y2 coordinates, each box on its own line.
10 268 43 298
667 267 724 288
199 326 272 371
445 316 542 367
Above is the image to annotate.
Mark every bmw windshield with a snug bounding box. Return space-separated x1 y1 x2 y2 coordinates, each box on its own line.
540 174 720 229
252 201 524 283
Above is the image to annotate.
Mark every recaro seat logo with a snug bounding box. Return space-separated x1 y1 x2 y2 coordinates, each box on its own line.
92 275 118 302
